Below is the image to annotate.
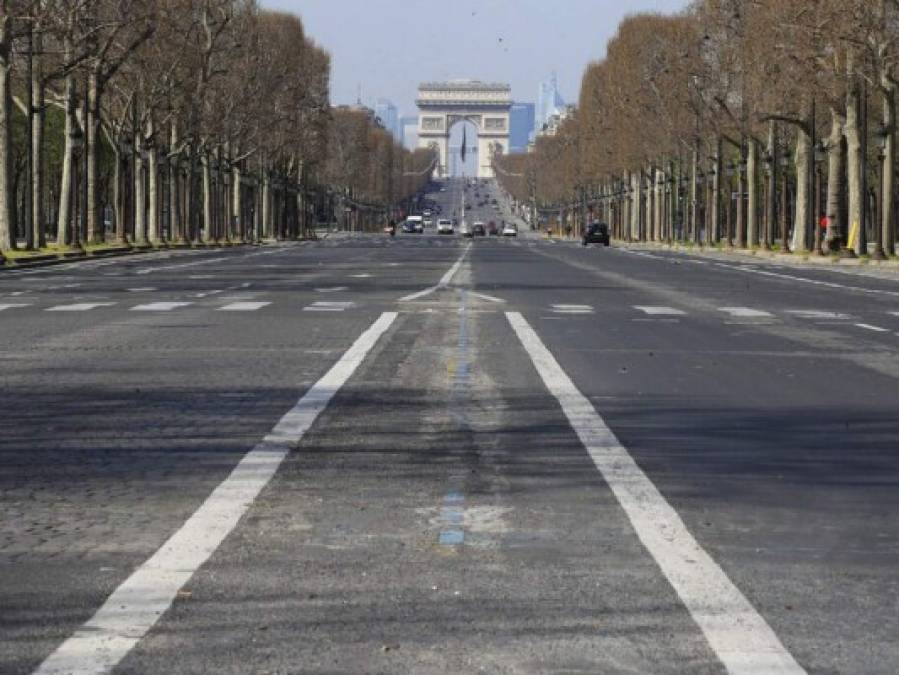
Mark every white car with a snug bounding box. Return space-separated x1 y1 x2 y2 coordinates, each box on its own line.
423 218 433 228
437 219 454 235
502 223 518 237
460 222 472 238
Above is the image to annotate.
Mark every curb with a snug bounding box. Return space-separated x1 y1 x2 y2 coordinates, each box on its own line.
1 241 265 272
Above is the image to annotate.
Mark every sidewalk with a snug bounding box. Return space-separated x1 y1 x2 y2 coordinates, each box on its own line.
616 240 899 281
1 240 263 271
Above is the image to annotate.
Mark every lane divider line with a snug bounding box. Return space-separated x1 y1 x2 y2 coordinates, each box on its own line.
505 311 805 675
854 323 890 333
34 312 398 675
399 243 471 301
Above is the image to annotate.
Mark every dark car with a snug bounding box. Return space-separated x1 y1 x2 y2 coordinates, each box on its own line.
487 221 498 236
583 222 610 246
472 223 486 237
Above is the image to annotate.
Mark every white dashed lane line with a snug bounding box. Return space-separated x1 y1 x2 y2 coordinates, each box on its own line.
854 323 890 333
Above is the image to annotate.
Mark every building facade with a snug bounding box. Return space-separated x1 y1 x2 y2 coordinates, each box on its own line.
374 99 400 141
509 102 535 153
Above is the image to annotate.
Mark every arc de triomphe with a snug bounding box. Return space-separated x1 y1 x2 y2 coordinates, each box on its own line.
416 80 511 179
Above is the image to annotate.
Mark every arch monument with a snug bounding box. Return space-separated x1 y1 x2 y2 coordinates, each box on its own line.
416 80 511 179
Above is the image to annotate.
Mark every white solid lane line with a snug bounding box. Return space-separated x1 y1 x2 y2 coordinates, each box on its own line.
854 323 890 333
634 305 686 316
46 302 116 312
135 257 230 275
507 311 805 675
34 312 398 675
399 243 471 301
469 291 506 303
218 301 271 311
718 307 774 318
130 302 193 311
0 303 30 311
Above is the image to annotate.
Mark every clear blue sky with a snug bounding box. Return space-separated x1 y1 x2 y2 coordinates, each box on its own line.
262 0 689 118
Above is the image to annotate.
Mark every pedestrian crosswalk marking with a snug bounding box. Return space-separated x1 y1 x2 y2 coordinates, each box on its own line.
552 304 593 314
304 301 354 312
130 302 193 311
46 302 116 312
634 306 685 316
0 303 30 311
218 302 271 312
718 307 773 318
785 310 850 320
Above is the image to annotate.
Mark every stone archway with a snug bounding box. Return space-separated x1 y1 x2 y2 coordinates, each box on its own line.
416 80 511 179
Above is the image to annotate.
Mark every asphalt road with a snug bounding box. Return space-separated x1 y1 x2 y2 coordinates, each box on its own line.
2 179 898 674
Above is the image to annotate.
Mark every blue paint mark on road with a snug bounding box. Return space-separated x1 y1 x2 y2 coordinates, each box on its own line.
439 530 465 546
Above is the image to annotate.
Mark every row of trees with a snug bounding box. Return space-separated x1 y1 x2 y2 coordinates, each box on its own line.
0 1 432 260
497 0 899 258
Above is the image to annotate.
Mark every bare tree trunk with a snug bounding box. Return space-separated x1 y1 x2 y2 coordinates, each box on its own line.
134 131 146 244
845 73 865 256
169 121 183 242
747 139 759 247
56 65 77 247
113 146 124 243
202 152 212 241
232 161 242 240
792 120 812 253
882 82 895 255
32 28 45 248
147 142 159 243
262 169 271 239
0 4 13 252
690 146 698 243
711 137 722 245
86 70 102 242
825 111 845 251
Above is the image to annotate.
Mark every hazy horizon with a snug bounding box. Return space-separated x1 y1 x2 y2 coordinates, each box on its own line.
261 1 689 117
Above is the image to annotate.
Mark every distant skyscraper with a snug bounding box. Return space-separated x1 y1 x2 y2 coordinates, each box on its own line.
536 72 566 133
375 99 400 141
509 103 535 153
400 116 419 150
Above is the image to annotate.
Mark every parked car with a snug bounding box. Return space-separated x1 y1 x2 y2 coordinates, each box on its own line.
487 221 499 236
460 222 473 238
423 218 433 228
582 221 610 246
437 218 454 235
472 222 486 237
502 223 518 237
